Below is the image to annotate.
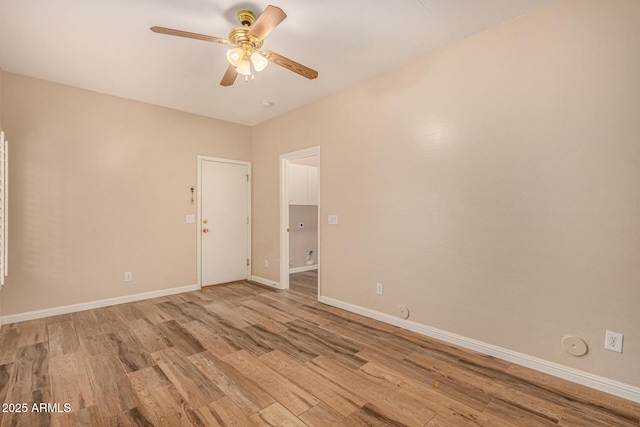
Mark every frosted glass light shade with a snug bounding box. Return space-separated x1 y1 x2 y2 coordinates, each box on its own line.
236 60 251 76
250 52 268 72
226 48 244 66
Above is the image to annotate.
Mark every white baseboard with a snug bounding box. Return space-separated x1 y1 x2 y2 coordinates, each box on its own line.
250 275 282 289
1 284 200 325
319 295 640 404
289 265 318 274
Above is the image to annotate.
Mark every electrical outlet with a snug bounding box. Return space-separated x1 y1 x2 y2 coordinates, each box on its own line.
264 260 269 268
604 330 623 353
124 272 133 282
376 283 383 295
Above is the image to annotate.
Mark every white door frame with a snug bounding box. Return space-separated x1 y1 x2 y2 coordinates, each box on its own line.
279 146 320 293
197 155 252 289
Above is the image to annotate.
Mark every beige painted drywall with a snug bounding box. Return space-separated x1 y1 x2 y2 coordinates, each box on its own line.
0 72 251 315
251 0 640 386
0 69 3 322
0 68 3 127
289 205 318 269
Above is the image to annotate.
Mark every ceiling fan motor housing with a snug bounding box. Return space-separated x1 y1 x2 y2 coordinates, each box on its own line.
228 25 263 53
237 10 255 27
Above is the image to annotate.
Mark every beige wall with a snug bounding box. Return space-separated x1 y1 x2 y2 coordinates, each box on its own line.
251 0 640 386
1 72 251 315
0 69 2 322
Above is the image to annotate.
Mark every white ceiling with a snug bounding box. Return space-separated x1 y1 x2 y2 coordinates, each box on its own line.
0 0 555 126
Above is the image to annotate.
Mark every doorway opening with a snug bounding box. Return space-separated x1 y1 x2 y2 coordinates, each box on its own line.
280 147 320 297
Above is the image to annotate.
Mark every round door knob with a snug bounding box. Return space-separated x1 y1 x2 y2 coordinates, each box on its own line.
203 228 209 233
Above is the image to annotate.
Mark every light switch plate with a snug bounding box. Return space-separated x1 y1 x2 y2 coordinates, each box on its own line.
186 215 195 224
328 214 338 225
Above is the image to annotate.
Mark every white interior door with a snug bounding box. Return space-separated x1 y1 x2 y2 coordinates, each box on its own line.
200 158 250 286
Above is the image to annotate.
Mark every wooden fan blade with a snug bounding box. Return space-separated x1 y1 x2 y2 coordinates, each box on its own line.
150 26 227 44
220 64 238 86
247 5 287 41
264 51 318 80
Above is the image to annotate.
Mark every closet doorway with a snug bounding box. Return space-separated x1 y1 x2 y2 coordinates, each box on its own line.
279 147 320 295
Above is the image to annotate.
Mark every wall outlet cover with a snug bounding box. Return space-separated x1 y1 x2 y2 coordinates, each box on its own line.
604 330 623 353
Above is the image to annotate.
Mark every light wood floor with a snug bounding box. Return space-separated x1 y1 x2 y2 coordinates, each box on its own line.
0 270 638 426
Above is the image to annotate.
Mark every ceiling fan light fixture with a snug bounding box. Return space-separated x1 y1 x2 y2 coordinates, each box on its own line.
250 52 268 72
226 47 244 66
236 60 251 76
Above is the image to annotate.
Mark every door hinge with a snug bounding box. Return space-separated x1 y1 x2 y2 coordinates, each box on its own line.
247 216 249 224
246 174 249 182
247 258 250 266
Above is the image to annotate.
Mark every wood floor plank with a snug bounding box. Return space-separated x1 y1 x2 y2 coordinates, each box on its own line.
298 402 349 426
47 321 80 358
129 300 174 325
0 363 12 427
196 396 254 427
106 330 156 374
3 343 49 403
152 347 224 408
200 303 255 330
194 317 274 358
49 352 95 417
559 405 639 427
307 355 437 426
189 351 275 416
235 305 289 333
50 405 107 427
252 295 331 327
249 402 308 427
181 320 240 358
154 320 206 356
507 363 640 421
241 324 318 363
16 319 48 348
407 351 565 422
283 319 369 369
84 351 139 418
127 365 205 427
395 327 513 372
154 301 196 324
320 318 423 356
357 347 491 412
308 302 400 334
483 398 559 426
107 407 155 427
74 311 114 357
260 349 364 417
223 349 319 416
358 360 488 426
129 324 172 354
240 299 297 324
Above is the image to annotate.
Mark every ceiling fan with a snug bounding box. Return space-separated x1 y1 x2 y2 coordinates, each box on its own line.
151 5 318 86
